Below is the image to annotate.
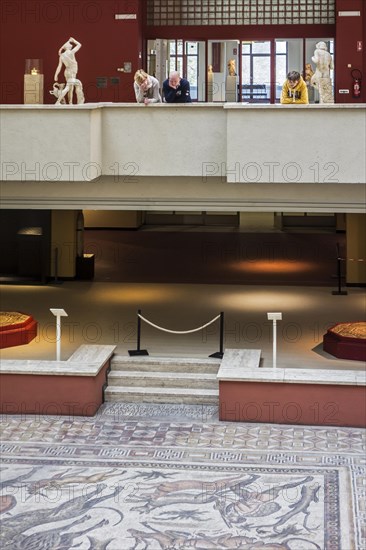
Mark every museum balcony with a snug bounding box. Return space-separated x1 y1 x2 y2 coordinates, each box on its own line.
0 102 365 212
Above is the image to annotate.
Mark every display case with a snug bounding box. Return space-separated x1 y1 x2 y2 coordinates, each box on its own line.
24 59 44 104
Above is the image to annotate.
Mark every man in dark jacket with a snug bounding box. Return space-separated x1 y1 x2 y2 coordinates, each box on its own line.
163 72 192 103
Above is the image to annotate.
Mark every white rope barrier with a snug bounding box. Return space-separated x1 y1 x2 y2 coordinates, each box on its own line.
137 313 221 335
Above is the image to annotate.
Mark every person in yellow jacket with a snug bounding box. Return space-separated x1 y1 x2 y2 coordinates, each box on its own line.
280 71 309 104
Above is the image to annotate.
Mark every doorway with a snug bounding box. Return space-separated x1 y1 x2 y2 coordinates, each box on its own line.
147 39 205 101
241 40 271 102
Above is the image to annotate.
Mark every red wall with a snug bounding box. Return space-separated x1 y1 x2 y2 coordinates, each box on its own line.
0 0 143 104
335 0 366 102
219 381 366 428
0 360 110 416
1 1 365 104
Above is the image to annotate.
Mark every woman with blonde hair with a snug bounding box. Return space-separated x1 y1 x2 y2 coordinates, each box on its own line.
133 69 161 105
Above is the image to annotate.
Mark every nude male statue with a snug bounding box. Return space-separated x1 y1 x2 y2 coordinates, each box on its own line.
311 41 333 79
53 37 85 104
310 41 334 103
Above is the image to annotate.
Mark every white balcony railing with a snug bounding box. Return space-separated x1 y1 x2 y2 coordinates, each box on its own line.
1 103 365 212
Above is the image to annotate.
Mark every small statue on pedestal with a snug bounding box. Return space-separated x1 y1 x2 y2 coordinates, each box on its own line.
52 37 85 105
310 41 334 104
227 59 237 76
304 63 315 102
304 63 314 85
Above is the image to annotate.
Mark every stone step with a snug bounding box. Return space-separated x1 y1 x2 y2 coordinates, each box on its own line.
106 355 221 404
108 370 218 389
104 385 219 405
111 355 220 374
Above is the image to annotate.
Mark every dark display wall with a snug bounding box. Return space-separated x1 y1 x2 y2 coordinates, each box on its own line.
0 210 51 280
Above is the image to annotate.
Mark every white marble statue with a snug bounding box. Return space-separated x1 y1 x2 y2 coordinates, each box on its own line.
49 82 66 104
310 41 334 104
53 37 85 105
227 59 237 76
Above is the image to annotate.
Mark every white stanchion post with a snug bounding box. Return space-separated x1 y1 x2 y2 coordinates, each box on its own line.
267 312 282 368
50 308 68 361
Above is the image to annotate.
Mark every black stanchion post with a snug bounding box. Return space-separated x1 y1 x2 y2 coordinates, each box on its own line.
209 311 224 359
128 309 149 356
332 243 348 295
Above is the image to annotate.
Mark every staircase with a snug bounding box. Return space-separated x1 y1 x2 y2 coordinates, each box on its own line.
104 355 221 405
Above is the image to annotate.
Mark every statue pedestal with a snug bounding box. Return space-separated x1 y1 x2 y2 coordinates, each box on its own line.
207 72 214 102
318 77 334 104
225 75 237 102
24 74 44 104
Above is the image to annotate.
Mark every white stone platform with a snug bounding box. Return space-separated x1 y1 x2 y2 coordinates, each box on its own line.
0 344 116 376
217 348 365 386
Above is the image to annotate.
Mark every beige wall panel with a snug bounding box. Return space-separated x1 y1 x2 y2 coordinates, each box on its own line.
51 211 79 277
83 210 143 228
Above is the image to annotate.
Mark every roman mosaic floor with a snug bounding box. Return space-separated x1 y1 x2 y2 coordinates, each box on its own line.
1 402 365 549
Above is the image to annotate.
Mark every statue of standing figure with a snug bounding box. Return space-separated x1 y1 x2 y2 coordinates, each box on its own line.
53 37 85 104
310 41 334 103
227 59 237 76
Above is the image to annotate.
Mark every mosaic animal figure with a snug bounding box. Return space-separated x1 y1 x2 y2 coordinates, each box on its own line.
128 522 321 550
0 467 39 514
131 473 258 513
26 467 122 497
0 495 16 515
6 515 108 550
219 475 315 527
1 483 121 547
257 480 321 534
